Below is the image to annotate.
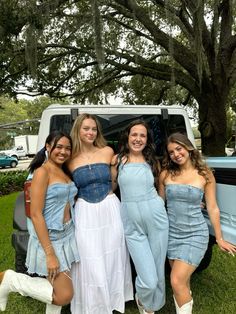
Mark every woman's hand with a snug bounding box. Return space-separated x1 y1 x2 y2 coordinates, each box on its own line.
216 238 236 256
46 253 60 283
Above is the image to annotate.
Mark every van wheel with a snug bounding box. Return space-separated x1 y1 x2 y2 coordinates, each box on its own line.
195 235 215 272
15 252 28 274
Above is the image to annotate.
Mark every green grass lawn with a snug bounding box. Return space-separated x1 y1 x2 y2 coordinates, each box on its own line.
0 193 236 313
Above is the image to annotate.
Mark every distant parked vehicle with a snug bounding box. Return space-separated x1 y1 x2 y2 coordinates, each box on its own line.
0 135 38 160
0 146 26 160
14 135 38 158
0 153 18 168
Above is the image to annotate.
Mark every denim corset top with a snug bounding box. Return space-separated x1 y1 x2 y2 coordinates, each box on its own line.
41 182 77 231
72 163 112 203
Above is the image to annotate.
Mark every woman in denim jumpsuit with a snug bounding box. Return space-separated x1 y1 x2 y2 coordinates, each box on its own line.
69 113 133 314
111 120 169 314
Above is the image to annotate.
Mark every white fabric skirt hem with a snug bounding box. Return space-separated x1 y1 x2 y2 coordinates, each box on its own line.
70 194 133 314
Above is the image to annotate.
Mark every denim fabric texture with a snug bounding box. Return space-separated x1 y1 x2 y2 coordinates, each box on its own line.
72 163 112 203
26 219 80 276
166 184 209 266
118 162 169 311
36 182 78 231
25 180 79 277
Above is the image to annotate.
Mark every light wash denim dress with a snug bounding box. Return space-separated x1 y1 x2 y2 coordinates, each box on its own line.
26 182 80 276
165 184 209 267
118 162 169 312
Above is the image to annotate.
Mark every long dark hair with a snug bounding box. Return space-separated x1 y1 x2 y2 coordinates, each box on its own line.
118 119 160 182
28 131 72 176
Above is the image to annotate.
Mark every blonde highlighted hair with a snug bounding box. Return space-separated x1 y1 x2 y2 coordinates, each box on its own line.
70 113 106 157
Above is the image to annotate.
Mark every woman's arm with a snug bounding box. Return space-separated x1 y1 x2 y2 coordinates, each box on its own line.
30 167 60 277
205 172 236 255
158 170 166 200
110 154 118 192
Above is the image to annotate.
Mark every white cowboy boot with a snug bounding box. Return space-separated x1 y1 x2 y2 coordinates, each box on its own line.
179 299 193 314
173 295 180 314
173 295 193 314
0 270 53 311
46 303 62 313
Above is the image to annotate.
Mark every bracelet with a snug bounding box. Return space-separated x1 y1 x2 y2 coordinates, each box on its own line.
216 237 223 243
44 244 54 256
45 244 52 250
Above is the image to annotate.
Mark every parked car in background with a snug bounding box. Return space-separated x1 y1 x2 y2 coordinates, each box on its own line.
0 146 26 160
0 153 18 168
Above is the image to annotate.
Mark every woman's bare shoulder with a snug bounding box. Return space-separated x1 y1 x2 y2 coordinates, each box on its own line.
100 145 114 157
32 165 49 184
160 169 168 176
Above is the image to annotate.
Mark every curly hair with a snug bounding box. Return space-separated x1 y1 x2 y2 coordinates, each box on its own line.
162 132 212 182
117 119 161 182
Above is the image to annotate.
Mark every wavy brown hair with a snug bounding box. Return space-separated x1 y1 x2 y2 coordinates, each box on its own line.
70 113 106 158
162 132 212 182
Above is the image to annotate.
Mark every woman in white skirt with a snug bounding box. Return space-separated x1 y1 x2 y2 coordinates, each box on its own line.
69 113 133 314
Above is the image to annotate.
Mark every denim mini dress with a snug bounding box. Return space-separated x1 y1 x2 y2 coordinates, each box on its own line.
165 184 209 267
26 182 80 276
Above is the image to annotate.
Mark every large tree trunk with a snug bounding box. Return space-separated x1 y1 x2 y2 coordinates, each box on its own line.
198 84 227 156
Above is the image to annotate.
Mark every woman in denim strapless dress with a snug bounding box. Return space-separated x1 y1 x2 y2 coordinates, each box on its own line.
0 131 80 314
159 132 236 314
165 184 209 267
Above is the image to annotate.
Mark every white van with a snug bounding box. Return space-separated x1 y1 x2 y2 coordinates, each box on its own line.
37 104 194 154
12 104 236 274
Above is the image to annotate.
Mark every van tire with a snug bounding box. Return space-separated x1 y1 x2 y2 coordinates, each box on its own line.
15 252 27 274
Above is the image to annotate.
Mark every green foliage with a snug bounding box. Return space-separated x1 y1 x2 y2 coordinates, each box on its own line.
1 1 236 154
0 193 17 269
0 171 28 196
0 95 68 148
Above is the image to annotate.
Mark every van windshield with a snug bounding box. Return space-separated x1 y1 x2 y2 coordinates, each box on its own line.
49 113 186 156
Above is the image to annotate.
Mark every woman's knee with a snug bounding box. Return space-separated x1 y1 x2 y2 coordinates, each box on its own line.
137 274 158 292
170 272 184 292
53 288 73 306
53 275 74 306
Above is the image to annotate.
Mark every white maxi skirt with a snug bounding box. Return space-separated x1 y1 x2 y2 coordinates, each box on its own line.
70 193 133 314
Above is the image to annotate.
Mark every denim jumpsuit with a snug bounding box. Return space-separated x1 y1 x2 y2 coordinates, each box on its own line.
118 162 169 311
